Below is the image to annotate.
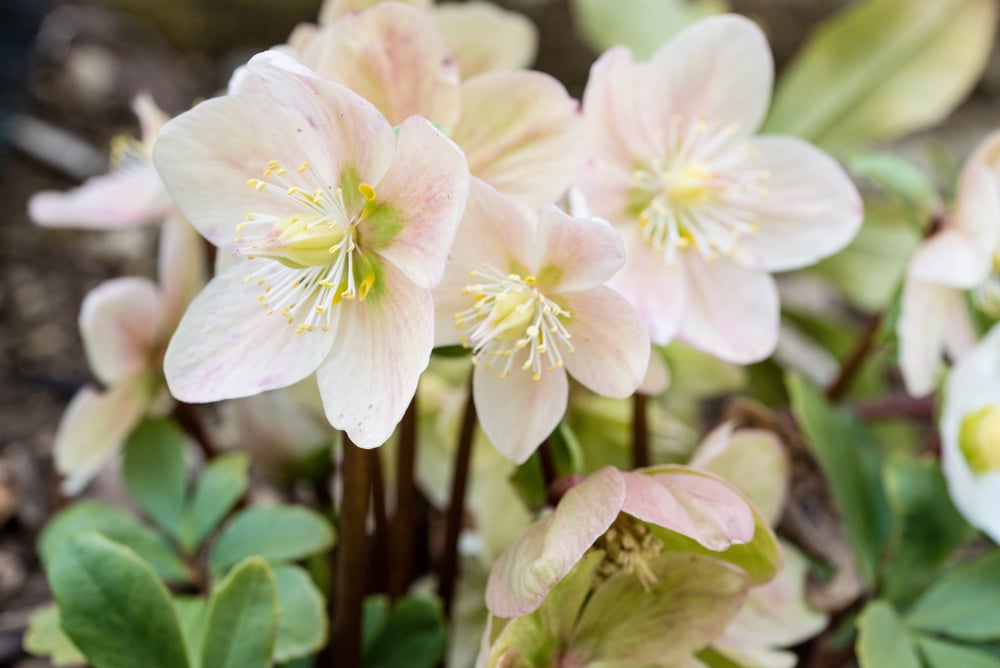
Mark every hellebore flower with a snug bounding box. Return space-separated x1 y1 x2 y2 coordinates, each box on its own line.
940 321 1000 542
29 94 173 229
898 131 1000 396
153 52 469 448
578 15 862 363
434 180 650 463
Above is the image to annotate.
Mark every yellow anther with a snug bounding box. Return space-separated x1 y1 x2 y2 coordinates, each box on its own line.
359 183 377 204
532 373 541 381
288 186 300 196
244 213 254 221
243 275 251 283
236 223 245 232
246 178 259 189
298 161 310 173
276 167 287 176
524 276 537 286
267 160 280 170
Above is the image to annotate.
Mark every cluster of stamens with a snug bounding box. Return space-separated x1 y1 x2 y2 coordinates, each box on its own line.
631 115 770 264
234 159 378 335
455 266 573 380
592 514 664 590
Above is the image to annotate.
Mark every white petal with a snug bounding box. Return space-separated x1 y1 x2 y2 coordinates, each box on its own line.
164 262 337 402
898 278 970 397
560 287 649 398
316 261 434 448
678 255 779 364
80 278 163 386
581 46 653 170
29 165 169 229
157 214 207 333
534 207 625 293
433 1 538 78
474 363 568 464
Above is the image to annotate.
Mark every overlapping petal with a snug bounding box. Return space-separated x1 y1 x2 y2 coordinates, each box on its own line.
433 1 538 78
534 206 624 293
29 165 170 229
80 278 163 386
581 46 654 170
899 279 976 397
157 215 207 333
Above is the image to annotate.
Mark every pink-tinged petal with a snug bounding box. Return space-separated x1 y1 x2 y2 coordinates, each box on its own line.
316 261 433 448
80 278 163 386
364 115 469 290
164 262 337 402
582 46 654 170
486 466 626 617
729 136 863 272
559 287 649 398
534 207 624 293
287 22 318 53
648 14 772 138
54 378 148 495
474 363 568 464
622 467 756 551
678 255 779 364
433 1 538 78
157 214 207 333
609 226 687 345
898 278 973 397
638 346 670 395
575 158 637 224
953 162 1000 246
318 0 430 24
29 165 170 230
132 93 170 148
302 4 460 129
451 70 583 209
966 127 1000 182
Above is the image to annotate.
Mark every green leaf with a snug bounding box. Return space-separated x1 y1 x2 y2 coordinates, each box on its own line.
22 604 85 666
173 596 209 668
273 565 327 662
919 636 1000 668
764 0 997 152
200 557 279 668
363 596 446 668
362 595 391 656
849 153 941 224
40 501 190 583
123 418 188 538
210 505 335 577
856 600 921 668
179 452 250 553
907 551 1000 640
880 456 972 605
48 533 190 668
786 373 891 585
570 0 725 59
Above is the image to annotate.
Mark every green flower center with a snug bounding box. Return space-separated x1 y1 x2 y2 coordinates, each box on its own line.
960 404 1000 474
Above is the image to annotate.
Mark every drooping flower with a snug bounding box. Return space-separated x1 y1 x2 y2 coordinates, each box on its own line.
29 94 173 229
578 15 862 363
153 51 469 448
434 180 650 463
939 321 1000 542
898 131 1000 396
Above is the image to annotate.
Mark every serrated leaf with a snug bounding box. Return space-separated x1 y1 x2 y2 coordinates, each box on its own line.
40 501 190 583
764 0 997 152
570 0 725 58
918 636 1000 668
22 604 85 666
273 565 327 662
786 373 891 585
364 596 446 668
907 551 1000 640
179 452 249 553
123 418 188 538
210 505 335 577
48 533 190 668
173 596 209 668
200 557 278 668
856 601 921 668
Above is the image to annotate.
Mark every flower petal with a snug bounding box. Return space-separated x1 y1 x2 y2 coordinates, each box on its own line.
29 165 170 229
898 278 974 397
316 261 433 448
451 70 583 209
54 379 148 495
560 287 649 398
132 93 170 148
302 3 460 129
581 46 654 170
609 226 687 346
534 206 625 293
80 278 163 386
485 466 625 617
621 467 756 551
164 262 337 402
647 14 772 137
318 0 430 24
364 115 469 290
474 363 568 464
730 136 863 272
433 1 538 78
678 255 779 363
157 214 207 334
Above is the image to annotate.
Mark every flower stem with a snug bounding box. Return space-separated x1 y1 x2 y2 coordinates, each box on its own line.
389 396 418 599
632 392 650 468
439 373 476 619
368 448 389 593
852 394 936 421
824 312 884 403
538 438 558 491
334 436 370 667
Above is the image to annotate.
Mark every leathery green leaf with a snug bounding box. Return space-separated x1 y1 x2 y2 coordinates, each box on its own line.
200 557 278 668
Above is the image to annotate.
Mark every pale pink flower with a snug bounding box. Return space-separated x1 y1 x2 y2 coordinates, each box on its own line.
153 52 469 448
898 131 1000 396
434 180 650 463
29 94 173 229
578 15 862 363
